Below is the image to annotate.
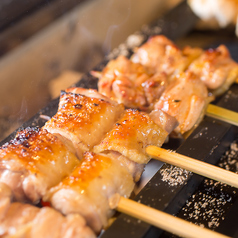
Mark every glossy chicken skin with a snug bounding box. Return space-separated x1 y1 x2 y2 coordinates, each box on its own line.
93 109 168 164
188 45 238 95
44 89 124 158
0 127 79 203
0 203 95 238
131 35 203 77
154 72 209 135
96 55 168 110
44 152 135 233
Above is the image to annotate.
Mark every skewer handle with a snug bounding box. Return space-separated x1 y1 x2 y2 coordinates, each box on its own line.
114 196 230 238
206 104 238 127
146 146 238 189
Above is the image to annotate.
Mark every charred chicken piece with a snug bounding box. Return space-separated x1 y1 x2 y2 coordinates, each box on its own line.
44 152 135 234
93 109 168 164
44 88 124 158
0 127 79 203
188 45 238 96
95 55 168 110
131 35 203 77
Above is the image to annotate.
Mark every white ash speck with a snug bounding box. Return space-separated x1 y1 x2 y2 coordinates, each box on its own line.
160 165 192 186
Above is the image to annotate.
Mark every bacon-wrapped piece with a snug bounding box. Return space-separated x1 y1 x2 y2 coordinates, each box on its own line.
44 88 124 158
94 55 168 111
0 127 79 203
44 152 135 233
131 35 203 77
93 109 168 164
154 72 210 135
188 45 238 96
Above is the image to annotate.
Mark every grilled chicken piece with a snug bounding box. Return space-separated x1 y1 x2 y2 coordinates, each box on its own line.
44 89 124 158
188 45 238 96
0 127 79 203
154 72 209 135
44 152 135 233
1 203 95 238
96 55 168 110
93 109 168 164
0 203 39 237
131 35 203 77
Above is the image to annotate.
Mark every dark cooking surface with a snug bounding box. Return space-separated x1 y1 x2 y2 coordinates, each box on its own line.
1 1 238 237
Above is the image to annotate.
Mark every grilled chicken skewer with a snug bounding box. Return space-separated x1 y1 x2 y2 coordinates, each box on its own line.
0 183 95 238
44 109 170 234
0 85 236 238
43 107 232 238
1 35 237 237
94 35 238 136
0 88 124 204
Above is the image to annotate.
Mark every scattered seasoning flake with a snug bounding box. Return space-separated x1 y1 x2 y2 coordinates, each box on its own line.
160 165 191 186
176 139 238 232
161 139 238 238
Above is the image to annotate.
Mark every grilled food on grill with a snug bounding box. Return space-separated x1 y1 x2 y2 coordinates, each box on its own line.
154 72 209 135
44 152 135 233
1 33 238 237
131 35 203 77
187 45 238 95
93 109 168 164
44 88 124 158
95 55 168 110
44 109 169 233
0 127 79 203
0 201 95 238
94 35 238 135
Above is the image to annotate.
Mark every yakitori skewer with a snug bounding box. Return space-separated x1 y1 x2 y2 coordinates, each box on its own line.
94 35 238 136
110 195 230 238
146 146 238 189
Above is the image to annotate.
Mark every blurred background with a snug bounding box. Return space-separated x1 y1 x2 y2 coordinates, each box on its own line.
0 0 181 141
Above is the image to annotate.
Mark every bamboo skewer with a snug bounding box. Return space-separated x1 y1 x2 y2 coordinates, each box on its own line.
146 146 238 189
109 195 230 238
206 104 238 127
